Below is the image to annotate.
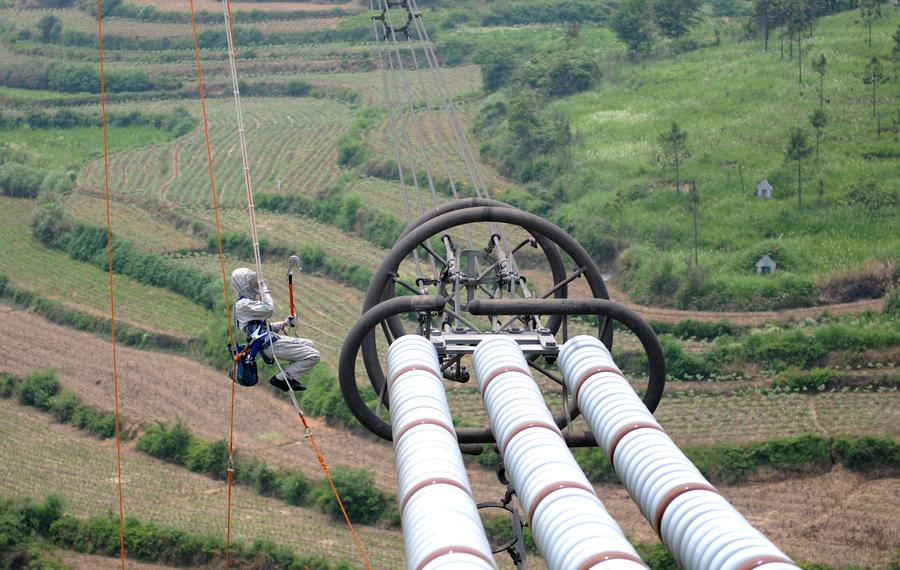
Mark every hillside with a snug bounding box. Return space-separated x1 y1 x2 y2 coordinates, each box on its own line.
0 0 898 568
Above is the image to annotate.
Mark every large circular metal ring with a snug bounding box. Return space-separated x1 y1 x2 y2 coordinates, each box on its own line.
361 205 611 413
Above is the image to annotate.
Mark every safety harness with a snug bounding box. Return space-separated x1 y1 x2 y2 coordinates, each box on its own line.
227 295 277 386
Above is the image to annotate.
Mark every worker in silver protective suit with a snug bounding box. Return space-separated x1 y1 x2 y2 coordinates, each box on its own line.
230 267 320 391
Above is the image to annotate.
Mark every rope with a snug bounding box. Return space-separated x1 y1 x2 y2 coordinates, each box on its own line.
188 0 240 565
95 1 127 567
219 3 371 567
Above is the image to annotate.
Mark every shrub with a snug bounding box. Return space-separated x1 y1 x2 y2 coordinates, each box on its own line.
277 472 310 506
70 404 117 439
312 467 387 524
769 367 833 393
135 421 192 464
659 335 714 380
184 438 229 479
0 374 16 398
833 435 900 472
47 390 79 423
16 370 60 411
0 163 45 198
686 434 830 484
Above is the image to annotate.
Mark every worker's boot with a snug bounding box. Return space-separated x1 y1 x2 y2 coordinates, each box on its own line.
269 374 306 392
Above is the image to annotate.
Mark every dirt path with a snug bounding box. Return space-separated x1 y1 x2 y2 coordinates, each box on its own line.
603 281 884 325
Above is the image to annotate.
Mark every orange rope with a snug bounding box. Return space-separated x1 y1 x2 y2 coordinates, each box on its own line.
96 1 127 567
298 412 372 570
187 0 240 565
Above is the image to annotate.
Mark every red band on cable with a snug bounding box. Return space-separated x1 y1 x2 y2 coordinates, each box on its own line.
578 551 649 570
415 545 495 570
574 366 625 399
393 418 455 443
733 555 797 570
527 481 596 525
654 483 719 534
501 421 562 453
607 422 665 468
399 477 472 515
388 364 441 388
480 366 530 397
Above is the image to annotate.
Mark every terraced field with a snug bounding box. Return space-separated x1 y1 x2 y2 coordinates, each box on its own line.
217 209 388 269
0 197 210 338
78 97 354 210
65 194 205 254
0 398 406 569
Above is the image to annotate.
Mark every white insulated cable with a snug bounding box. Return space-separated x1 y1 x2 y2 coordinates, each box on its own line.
386 335 495 570
558 335 800 570
472 336 647 570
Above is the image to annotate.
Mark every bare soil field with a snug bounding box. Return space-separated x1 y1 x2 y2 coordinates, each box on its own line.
597 465 900 567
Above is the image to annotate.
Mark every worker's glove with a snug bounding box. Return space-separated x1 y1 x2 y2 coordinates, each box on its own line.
287 315 297 328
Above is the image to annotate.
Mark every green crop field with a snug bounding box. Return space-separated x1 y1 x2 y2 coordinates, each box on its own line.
3 125 171 171
0 196 211 337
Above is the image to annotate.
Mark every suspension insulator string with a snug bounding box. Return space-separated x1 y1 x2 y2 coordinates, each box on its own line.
96 1 127 567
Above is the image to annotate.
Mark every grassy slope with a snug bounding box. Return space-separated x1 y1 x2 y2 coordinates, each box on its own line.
553 11 899 296
0 196 211 337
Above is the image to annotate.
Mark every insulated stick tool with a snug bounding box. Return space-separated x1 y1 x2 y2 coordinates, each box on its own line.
288 255 301 321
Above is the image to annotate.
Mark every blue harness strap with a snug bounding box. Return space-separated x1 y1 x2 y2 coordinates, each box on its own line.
233 295 277 365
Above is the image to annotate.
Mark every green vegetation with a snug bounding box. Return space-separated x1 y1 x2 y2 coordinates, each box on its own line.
0 493 355 570
466 10 900 309
37 219 219 310
1 370 125 440
0 197 210 338
833 434 900 472
135 418 395 526
255 177 405 250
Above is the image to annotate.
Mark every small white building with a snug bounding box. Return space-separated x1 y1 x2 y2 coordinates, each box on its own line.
756 255 777 274
756 179 773 199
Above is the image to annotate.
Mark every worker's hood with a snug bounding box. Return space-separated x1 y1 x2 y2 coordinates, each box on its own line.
230 268 259 297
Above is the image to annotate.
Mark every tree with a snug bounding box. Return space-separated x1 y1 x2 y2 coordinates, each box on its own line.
688 180 700 265
809 109 827 158
863 56 887 120
859 0 880 48
611 0 654 56
653 0 703 39
753 0 775 51
812 54 827 108
785 127 812 209
475 46 518 93
891 24 900 79
36 15 62 43
658 123 690 193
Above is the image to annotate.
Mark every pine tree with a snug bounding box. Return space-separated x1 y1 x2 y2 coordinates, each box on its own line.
812 54 827 108
658 123 691 194
785 127 812 209
863 57 887 121
809 109 827 158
